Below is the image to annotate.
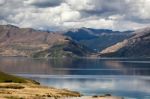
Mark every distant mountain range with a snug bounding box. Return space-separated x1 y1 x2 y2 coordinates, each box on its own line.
99 27 150 57
0 24 150 58
64 27 133 51
0 25 91 58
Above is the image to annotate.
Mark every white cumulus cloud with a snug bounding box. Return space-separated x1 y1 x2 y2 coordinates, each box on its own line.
0 0 150 31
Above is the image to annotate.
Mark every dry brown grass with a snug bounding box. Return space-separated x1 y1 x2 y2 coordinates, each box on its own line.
0 83 81 99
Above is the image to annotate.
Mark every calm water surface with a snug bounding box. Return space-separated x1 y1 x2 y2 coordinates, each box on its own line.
0 57 150 99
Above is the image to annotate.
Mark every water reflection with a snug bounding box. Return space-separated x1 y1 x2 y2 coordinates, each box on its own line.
0 57 150 99
0 57 150 75
19 75 150 99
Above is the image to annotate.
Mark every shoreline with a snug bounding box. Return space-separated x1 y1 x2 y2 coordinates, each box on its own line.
0 83 123 99
0 82 81 99
0 71 123 99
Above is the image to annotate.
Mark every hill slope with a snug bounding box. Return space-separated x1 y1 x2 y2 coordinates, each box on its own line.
0 71 81 98
99 27 150 57
0 25 91 58
32 39 91 58
65 28 132 51
0 71 39 84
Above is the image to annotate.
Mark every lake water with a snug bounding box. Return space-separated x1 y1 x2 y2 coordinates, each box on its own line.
0 57 150 99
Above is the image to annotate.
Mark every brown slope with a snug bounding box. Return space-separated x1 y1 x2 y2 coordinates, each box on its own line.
99 27 150 57
0 25 68 57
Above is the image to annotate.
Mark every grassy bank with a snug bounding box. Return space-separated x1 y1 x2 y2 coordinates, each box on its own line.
0 71 123 99
0 71 38 84
0 71 81 99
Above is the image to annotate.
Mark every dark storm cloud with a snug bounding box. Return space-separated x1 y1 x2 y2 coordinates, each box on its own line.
80 9 118 19
28 0 63 8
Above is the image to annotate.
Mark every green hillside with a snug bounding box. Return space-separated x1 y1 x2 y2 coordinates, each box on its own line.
0 71 39 84
32 40 92 58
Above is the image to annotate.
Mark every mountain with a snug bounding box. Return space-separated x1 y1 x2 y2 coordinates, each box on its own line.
64 28 133 51
32 39 91 58
99 27 150 57
0 25 91 58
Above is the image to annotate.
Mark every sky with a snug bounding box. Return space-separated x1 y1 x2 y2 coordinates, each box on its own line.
0 0 150 31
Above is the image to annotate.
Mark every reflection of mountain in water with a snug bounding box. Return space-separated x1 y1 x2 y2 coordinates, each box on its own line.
0 57 150 76
104 60 150 75
0 57 71 75
0 57 150 99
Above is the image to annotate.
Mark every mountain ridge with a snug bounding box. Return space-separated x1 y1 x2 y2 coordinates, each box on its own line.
0 25 91 58
99 27 150 57
64 27 133 51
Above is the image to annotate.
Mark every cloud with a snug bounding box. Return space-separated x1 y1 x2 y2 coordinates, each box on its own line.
24 0 63 8
65 0 95 11
123 0 150 23
0 0 6 5
61 11 80 22
62 18 114 30
0 0 150 31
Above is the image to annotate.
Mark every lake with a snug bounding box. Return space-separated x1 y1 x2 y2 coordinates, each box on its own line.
0 57 150 99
